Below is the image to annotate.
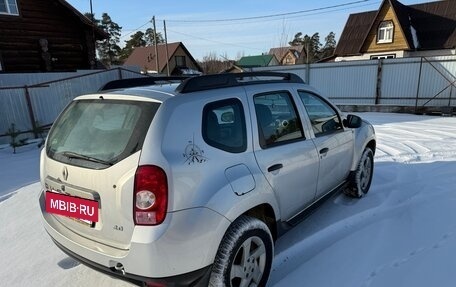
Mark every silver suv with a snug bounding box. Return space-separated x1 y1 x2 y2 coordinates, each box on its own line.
39 72 376 287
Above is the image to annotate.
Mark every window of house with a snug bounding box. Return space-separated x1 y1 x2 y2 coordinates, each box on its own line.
298 91 342 137
175 56 186 67
254 91 304 149
370 54 396 60
377 21 394 43
0 0 19 15
202 99 247 153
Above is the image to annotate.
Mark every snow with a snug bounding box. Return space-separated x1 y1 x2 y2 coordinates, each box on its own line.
1 112 456 286
0 143 40 201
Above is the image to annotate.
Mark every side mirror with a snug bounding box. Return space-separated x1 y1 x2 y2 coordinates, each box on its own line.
343 114 362 128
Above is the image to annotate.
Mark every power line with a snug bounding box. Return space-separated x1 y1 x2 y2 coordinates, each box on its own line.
160 1 380 51
159 0 372 23
165 1 380 28
119 0 378 44
120 21 151 40
167 29 265 52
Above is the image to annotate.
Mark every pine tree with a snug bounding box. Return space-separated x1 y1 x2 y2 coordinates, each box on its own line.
321 32 337 59
98 13 122 66
144 28 164 46
289 32 322 63
120 31 146 60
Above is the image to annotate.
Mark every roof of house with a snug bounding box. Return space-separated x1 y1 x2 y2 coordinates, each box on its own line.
236 55 277 67
58 0 107 39
269 45 304 62
335 0 456 56
123 42 201 73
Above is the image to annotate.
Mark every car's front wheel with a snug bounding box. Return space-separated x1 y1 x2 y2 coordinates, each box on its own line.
346 147 374 198
209 215 273 287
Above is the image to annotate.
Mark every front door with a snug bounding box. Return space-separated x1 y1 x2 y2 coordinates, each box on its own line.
298 91 354 198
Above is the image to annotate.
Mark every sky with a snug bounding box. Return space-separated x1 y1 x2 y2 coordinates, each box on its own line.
67 0 436 61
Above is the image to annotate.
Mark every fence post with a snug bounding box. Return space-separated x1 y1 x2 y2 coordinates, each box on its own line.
449 85 453 107
414 57 424 113
24 85 38 138
375 59 383 105
118 68 123 80
306 63 310 84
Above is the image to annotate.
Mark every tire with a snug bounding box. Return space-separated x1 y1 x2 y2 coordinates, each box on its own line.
345 147 374 198
209 215 273 287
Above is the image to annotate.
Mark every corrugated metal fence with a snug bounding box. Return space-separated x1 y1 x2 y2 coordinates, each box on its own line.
1 57 455 144
0 68 144 144
254 55 456 107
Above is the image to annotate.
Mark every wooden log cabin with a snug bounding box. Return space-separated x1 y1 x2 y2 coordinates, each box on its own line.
0 0 106 72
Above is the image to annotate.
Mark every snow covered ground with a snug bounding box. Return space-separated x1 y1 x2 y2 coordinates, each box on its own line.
1 112 455 287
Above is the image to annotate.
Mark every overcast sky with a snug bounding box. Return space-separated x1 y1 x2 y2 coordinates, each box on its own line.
67 0 436 60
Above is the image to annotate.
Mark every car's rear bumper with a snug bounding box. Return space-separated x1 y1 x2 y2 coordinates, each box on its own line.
39 189 230 281
53 238 212 286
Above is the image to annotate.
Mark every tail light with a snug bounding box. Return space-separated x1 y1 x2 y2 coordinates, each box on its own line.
134 165 168 225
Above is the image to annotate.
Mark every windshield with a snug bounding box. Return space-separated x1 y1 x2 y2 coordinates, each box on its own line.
46 99 159 169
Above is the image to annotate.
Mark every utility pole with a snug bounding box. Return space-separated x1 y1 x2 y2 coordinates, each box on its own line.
89 0 96 69
164 20 170 76
152 16 159 74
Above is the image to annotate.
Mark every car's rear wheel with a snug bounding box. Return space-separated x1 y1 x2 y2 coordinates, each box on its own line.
346 147 374 198
209 215 273 287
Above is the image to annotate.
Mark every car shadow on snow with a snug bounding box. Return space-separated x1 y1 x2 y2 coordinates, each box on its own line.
268 159 456 286
57 257 80 269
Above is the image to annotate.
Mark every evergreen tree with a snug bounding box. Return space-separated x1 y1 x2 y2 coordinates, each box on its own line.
144 28 165 46
321 32 337 59
98 13 122 66
289 32 322 63
120 31 146 60
119 29 165 60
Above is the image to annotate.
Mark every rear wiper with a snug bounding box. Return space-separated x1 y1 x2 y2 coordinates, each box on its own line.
61 151 113 166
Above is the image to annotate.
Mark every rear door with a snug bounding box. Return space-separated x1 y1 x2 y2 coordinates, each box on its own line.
246 87 320 221
298 91 354 198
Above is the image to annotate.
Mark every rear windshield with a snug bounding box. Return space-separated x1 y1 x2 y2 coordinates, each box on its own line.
46 99 159 169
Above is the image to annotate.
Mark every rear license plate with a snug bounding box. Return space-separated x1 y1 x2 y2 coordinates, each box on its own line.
45 191 99 223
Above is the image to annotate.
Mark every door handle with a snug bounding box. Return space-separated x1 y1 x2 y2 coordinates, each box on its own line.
319 147 329 154
267 164 283 172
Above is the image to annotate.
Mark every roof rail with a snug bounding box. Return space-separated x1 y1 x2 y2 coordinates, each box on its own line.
99 76 190 91
175 72 304 93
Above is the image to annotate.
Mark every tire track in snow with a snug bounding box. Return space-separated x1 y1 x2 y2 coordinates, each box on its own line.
377 127 443 140
361 231 456 287
401 141 431 154
424 129 456 138
375 144 403 157
375 150 456 163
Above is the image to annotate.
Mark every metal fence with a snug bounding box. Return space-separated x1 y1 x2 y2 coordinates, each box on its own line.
0 68 144 144
1 57 455 145
253 55 456 108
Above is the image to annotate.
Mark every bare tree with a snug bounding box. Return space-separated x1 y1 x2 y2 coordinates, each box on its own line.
198 52 233 74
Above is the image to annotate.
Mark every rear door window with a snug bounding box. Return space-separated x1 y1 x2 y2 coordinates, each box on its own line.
46 99 159 169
